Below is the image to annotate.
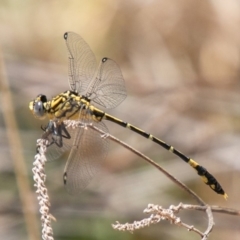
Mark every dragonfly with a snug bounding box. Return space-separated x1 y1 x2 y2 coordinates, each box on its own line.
29 32 227 198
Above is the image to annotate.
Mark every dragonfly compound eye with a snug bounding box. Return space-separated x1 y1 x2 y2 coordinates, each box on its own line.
33 101 46 118
30 94 47 119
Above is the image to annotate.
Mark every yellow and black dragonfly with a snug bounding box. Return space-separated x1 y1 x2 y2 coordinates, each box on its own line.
29 32 227 198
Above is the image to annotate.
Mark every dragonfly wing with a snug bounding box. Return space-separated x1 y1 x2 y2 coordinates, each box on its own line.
64 32 97 93
63 121 109 195
89 58 127 109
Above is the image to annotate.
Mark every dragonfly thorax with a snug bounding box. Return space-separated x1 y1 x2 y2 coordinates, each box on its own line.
29 90 92 121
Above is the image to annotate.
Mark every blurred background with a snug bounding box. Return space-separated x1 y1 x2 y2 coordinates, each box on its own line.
1 0 240 239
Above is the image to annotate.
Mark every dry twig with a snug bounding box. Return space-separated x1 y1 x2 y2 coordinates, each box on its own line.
33 138 55 240
112 203 212 240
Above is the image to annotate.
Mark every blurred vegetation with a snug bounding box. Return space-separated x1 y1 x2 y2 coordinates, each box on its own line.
0 0 240 239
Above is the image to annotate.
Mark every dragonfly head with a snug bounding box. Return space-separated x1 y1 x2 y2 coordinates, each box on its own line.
29 94 48 119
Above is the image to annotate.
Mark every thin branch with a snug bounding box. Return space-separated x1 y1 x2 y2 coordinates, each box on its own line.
112 203 239 239
184 204 240 216
171 203 214 238
112 203 210 240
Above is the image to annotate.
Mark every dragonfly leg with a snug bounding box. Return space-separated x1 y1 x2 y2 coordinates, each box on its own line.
41 121 71 147
60 123 71 139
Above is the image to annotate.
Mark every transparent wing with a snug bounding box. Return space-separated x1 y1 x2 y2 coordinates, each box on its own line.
64 32 97 93
88 58 127 109
46 140 71 161
63 121 109 195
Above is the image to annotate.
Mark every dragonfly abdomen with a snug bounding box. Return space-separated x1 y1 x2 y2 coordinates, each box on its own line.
102 112 227 198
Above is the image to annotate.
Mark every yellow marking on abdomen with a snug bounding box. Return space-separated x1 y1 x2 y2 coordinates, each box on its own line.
169 146 174 153
188 159 198 167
